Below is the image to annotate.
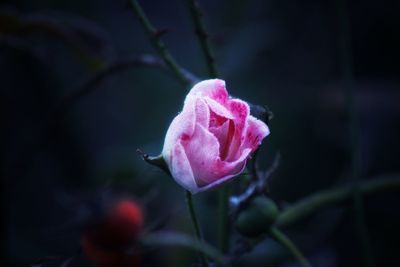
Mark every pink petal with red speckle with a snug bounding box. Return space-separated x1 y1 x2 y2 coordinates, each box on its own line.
189 79 229 104
209 120 234 160
196 148 253 193
241 116 270 151
225 99 250 161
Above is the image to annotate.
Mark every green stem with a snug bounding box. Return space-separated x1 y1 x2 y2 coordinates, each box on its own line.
187 0 218 77
217 185 230 253
129 0 195 87
336 0 374 266
276 176 400 228
185 190 209 267
269 227 311 267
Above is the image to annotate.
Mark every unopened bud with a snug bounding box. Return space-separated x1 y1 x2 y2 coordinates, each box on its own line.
235 196 279 238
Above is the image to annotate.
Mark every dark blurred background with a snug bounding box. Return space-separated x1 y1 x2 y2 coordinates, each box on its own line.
1 0 400 266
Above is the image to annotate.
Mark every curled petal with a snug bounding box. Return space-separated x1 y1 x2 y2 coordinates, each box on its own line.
204 97 234 120
225 99 250 161
196 148 252 193
209 120 232 159
229 99 250 122
188 79 228 104
241 116 270 151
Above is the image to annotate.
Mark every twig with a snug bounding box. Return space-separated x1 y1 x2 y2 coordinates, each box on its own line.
269 227 312 267
186 0 218 77
276 176 400 228
230 153 280 215
185 190 209 267
129 0 196 87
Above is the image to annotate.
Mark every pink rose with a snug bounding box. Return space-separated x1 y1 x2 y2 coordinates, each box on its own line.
162 79 270 194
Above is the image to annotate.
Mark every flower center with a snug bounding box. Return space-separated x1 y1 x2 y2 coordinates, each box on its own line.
209 111 236 161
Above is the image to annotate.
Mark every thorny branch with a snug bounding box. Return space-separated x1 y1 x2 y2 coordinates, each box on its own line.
186 0 218 78
129 0 197 87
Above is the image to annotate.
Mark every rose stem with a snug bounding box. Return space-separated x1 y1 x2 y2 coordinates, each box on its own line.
335 0 375 266
216 185 231 254
269 227 311 267
186 0 218 78
185 190 209 267
185 0 229 254
276 175 400 228
129 0 195 87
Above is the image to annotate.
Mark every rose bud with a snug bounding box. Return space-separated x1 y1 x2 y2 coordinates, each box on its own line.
162 79 270 193
81 199 144 267
235 196 279 237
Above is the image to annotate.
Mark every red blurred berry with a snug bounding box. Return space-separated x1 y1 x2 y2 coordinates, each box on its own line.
81 199 144 267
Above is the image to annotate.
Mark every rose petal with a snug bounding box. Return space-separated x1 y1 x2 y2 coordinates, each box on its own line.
188 79 229 104
209 120 229 147
182 122 221 187
228 99 250 126
241 116 270 151
225 99 250 161
196 148 252 193
209 120 234 160
169 141 198 193
209 110 228 128
162 96 209 155
194 97 210 128
204 97 234 120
